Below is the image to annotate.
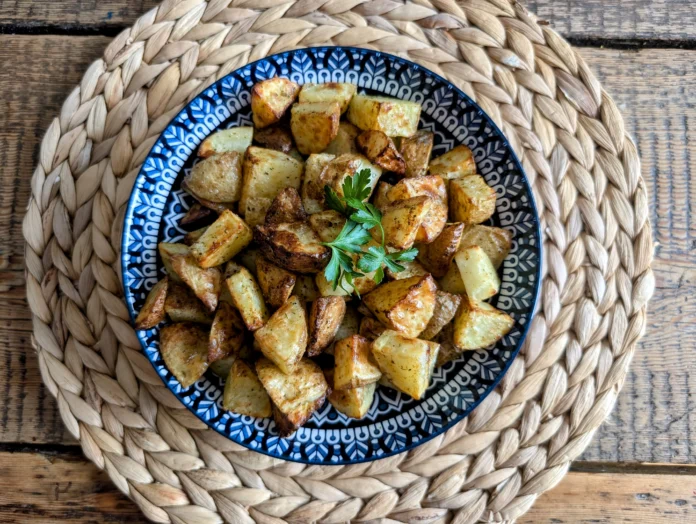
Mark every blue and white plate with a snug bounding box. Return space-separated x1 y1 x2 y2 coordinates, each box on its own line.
122 47 541 465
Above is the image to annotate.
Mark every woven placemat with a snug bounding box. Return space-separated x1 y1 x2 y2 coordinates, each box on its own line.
23 1 655 522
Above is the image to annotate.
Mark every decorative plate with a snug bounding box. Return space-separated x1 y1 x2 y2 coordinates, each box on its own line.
122 47 541 465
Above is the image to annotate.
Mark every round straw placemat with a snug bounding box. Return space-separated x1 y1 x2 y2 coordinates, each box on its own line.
23 1 655 522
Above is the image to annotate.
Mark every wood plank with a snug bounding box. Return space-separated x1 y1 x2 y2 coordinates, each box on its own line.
0 450 693 523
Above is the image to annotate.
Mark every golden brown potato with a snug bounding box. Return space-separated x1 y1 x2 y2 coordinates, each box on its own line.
199 127 254 158
417 223 465 278
307 296 346 357
209 301 245 363
333 335 382 390
376 195 432 250
428 144 477 180
399 130 434 178
324 154 382 201
388 176 447 243
235 247 261 277
171 254 221 311
223 360 272 418
356 130 406 174
301 153 335 213
373 181 393 211
209 355 236 378
159 242 189 282
251 77 300 128
437 263 466 295
264 187 308 225
308 210 346 243
135 277 168 330
185 152 243 203
324 305 361 355
325 369 376 419
240 146 304 216
254 126 294 154
325 121 360 156
180 203 213 226
454 245 500 300
164 283 213 324
290 101 341 154
243 197 272 228
225 267 269 331
363 274 437 338
190 209 253 268
459 225 512 269
256 357 329 436
160 323 209 388
359 317 386 341
254 221 330 273
347 94 421 137
356 302 374 319
183 227 209 246
254 296 308 374
453 296 514 350
385 259 429 281
449 175 496 224
299 83 357 113
292 274 320 303
420 291 462 340
434 323 461 366
256 257 296 309
181 181 236 214
371 330 439 400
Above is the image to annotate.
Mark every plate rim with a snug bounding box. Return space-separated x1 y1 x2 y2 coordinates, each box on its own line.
121 45 543 465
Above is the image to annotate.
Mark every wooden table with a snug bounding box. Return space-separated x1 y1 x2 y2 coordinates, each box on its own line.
0 1 694 521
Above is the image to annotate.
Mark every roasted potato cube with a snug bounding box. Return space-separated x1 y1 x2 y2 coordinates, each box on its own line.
180 203 213 226
373 181 393 211
165 283 213 324
315 256 378 297
181 180 235 214
388 176 447 243
376 196 432 250
225 267 269 331
418 223 465 278
243 197 272 228
256 357 329 436
183 226 209 246
438 262 467 295
171 254 221 311
257 257 296 309
325 121 360 156
434 323 461 366
254 221 330 273
265 187 307 225
359 317 386 341
324 154 382 201
190 210 252 268
209 355 236 378
453 296 514 350
428 144 476 180
371 330 439 400
160 323 209 388
308 210 346 243
185 152 243 203
454 245 500 300
291 101 341 154
251 77 300 128
334 335 382 390
325 369 375 419
399 130 434 178
449 175 496 224
363 274 437 338
135 277 168 330
385 259 429 281
254 126 294 154
356 302 374 319
254 296 308 374
347 94 421 137
240 146 304 216
459 225 513 269
292 274 320 303
236 247 261 277
325 305 361 356
307 296 346 357
223 360 272 418
159 242 189 281
356 130 406 174
199 127 254 157
209 301 245 363
299 83 357 113
421 291 462 340
301 153 335 213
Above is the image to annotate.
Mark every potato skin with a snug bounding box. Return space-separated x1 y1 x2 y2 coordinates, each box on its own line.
135 277 169 330
264 187 307 225
254 126 294 154
171 254 221 312
417 222 465 278
160 323 209 388
420 291 462 340
185 152 243 203
459 225 513 269
190 209 253 268
307 296 347 357
208 301 245 363
199 127 253 157
290 101 341 154
254 221 330 273
159 242 189 282
256 257 296 309
251 77 300 128
164 283 213 324
356 130 406 174
399 130 433 178
180 203 213 226
453 296 514 350
183 227 208 246
223 360 272 418
449 175 496 224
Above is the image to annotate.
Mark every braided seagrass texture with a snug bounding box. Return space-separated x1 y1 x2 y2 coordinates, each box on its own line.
22 0 655 522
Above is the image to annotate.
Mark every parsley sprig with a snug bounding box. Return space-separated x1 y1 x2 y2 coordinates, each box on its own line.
321 169 418 293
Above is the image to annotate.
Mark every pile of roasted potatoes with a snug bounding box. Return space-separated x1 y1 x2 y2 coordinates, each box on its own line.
135 78 515 437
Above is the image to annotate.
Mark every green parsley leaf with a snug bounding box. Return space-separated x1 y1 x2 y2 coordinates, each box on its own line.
324 186 346 214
